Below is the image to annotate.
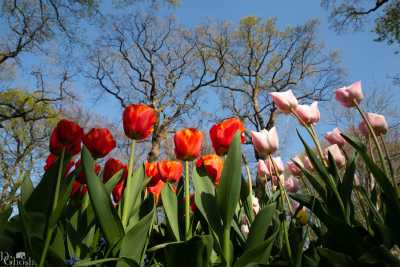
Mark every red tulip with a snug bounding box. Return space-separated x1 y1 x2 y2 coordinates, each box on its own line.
76 160 101 183
335 81 363 108
44 154 57 171
55 119 83 145
209 118 245 156
359 112 388 136
123 104 157 140
269 90 298 113
112 179 126 203
190 193 197 212
147 179 165 200
174 128 203 161
50 129 81 156
195 154 224 185
157 160 183 183
82 128 116 158
103 158 128 183
145 161 159 178
70 181 82 198
80 184 88 197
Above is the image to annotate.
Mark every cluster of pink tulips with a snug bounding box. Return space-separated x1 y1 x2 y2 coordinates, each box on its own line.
247 81 391 229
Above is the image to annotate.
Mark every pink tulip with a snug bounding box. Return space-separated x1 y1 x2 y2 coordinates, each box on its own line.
325 127 346 147
359 112 388 136
335 81 363 107
293 101 320 125
302 156 314 171
240 223 250 237
285 176 300 193
258 157 284 177
269 90 298 113
324 144 346 168
287 156 303 176
252 196 260 215
354 174 361 187
251 127 279 158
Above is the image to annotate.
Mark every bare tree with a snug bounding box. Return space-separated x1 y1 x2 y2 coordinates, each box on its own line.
87 13 226 161
213 17 343 133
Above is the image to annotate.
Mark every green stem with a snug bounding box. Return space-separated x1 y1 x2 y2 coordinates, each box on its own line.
121 140 136 229
223 226 231 267
354 102 390 179
39 148 65 267
184 160 190 240
380 135 396 187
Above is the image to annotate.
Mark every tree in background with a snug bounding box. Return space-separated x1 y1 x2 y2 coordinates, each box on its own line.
0 89 59 211
322 0 400 48
88 13 226 161
213 16 343 133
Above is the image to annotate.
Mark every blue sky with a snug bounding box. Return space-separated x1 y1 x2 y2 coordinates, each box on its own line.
2 0 399 161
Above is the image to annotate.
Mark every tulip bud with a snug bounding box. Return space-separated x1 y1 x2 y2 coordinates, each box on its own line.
174 128 203 161
285 176 300 193
358 112 388 137
258 157 284 177
55 119 83 145
103 158 128 183
269 90 298 113
209 118 245 156
112 179 125 203
324 144 346 168
335 81 363 107
158 160 183 183
287 156 303 177
123 104 157 140
325 127 346 147
82 128 116 158
296 207 308 225
240 223 250 237
195 154 224 185
251 127 279 158
293 102 320 125
252 196 260 215
302 156 314 171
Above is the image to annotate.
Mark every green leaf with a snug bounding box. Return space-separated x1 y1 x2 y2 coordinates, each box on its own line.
21 174 34 205
216 133 242 228
193 167 223 242
240 176 255 223
161 183 180 241
293 160 327 200
163 235 213 267
74 257 139 267
117 207 155 267
82 146 124 248
246 203 276 249
124 165 146 225
338 155 356 223
317 248 355 267
234 229 278 267
105 169 124 194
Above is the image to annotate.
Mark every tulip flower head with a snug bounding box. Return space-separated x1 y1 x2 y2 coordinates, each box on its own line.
50 128 82 156
103 158 128 183
157 160 183 183
55 119 83 145
83 128 116 158
240 223 250 237
112 179 126 203
285 176 300 193
196 154 224 185
324 144 346 168
296 207 308 225
123 104 157 140
251 127 279 158
258 157 284 184
325 127 346 147
293 102 320 125
269 90 298 113
335 81 363 108
174 128 203 161
210 118 245 156
252 196 260 215
302 156 314 171
359 112 388 137
287 156 303 177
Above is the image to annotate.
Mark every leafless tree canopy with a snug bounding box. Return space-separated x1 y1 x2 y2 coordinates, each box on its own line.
88 13 226 160
213 17 343 132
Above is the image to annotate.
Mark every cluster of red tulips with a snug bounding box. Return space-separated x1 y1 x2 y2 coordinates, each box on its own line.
44 104 248 209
